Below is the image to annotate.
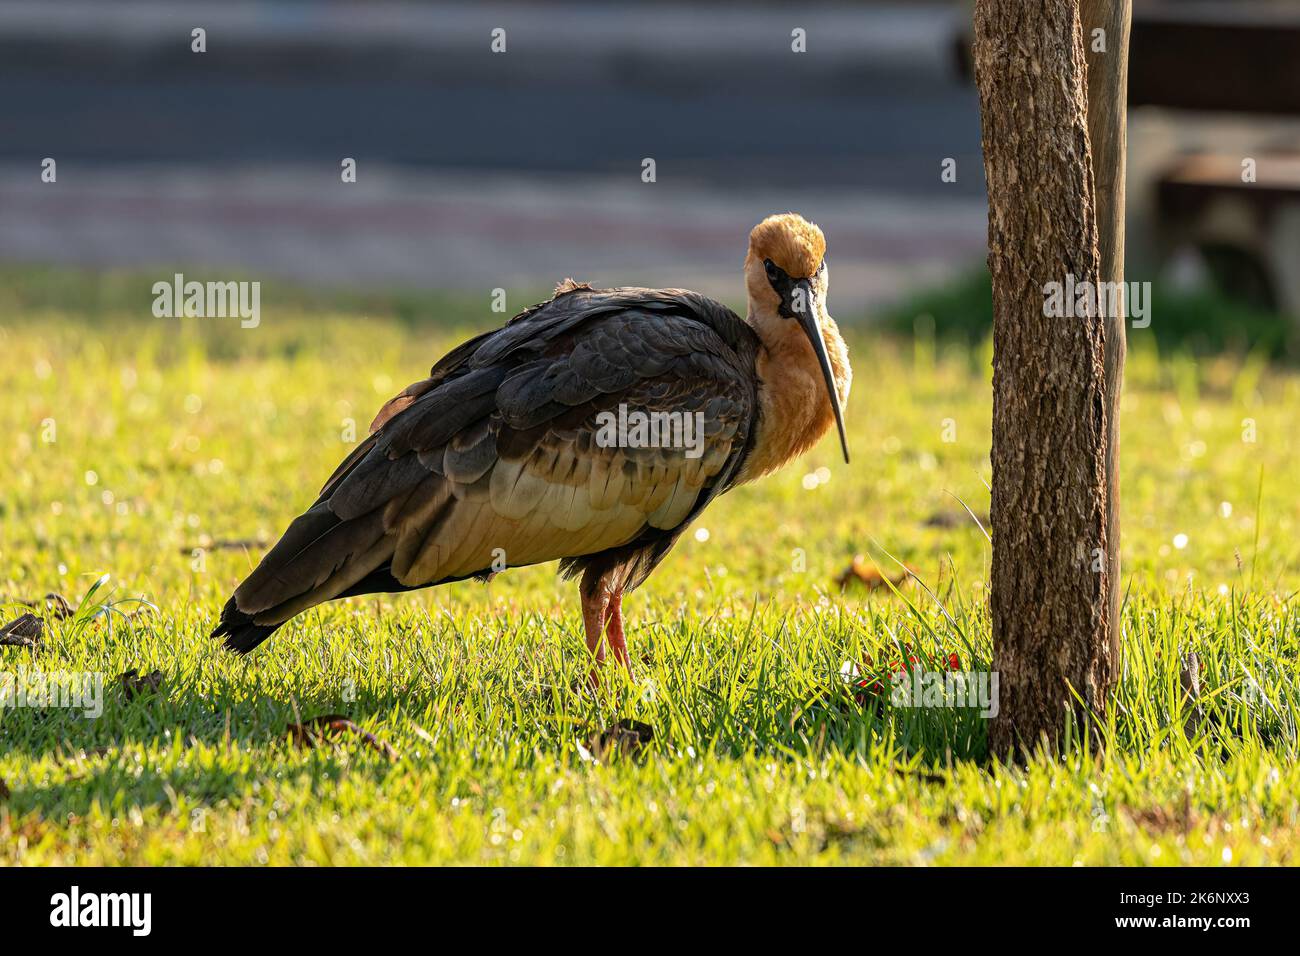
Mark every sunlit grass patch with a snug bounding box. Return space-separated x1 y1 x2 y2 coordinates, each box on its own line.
2 273 1299 864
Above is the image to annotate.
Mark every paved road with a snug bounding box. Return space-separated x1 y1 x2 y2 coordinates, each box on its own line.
1 1 983 190
0 1 989 311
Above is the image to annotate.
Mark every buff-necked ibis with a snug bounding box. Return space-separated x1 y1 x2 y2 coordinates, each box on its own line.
213 213 852 675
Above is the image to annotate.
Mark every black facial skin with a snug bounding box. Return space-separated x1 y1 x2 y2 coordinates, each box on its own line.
764 258 823 319
762 257 850 464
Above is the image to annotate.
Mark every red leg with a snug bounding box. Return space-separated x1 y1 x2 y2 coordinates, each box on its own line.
580 569 632 687
582 587 609 664
604 587 630 674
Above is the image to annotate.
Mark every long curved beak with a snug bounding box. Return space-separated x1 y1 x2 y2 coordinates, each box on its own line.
793 282 850 464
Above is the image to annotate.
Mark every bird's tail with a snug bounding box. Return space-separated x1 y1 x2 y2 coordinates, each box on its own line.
212 597 284 654
209 501 395 655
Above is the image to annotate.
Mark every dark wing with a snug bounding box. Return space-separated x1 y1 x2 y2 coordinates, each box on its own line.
214 286 759 651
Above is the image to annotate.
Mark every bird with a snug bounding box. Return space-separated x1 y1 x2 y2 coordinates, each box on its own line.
212 212 851 676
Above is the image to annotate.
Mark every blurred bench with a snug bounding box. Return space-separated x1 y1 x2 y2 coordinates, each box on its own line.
952 1 1300 315
1129 2 1300 116
1135 3 1300 315
1156 154 1300 313
953 2 1300 114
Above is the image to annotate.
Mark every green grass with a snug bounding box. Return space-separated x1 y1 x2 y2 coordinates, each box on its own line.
2 272 1299 865
880 267 1300 361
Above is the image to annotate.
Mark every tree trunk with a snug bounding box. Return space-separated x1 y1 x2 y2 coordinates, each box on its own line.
974 0 1115 755
1080 0 1131 680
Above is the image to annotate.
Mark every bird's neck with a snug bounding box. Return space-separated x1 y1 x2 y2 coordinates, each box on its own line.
737 310 852 484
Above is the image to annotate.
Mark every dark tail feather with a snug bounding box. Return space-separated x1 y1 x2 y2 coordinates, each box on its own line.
209 502 392 655
211 596 283 654
211 566 424 655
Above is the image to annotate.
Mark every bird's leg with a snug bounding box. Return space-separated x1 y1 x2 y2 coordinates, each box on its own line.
582 587 610 664
581 569 633 687
581 574 611 688
603 586 630 674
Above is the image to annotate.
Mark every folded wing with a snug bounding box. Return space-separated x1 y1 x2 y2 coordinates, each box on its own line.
214 286 759 650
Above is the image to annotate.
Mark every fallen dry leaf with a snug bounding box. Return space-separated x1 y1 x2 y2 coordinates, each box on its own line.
287 715 400 762
0 612 43 650
1 592 75 620
893 766 947 786
41 593 74 620
836 555 916 592
179 537 266 555
117 669 165 700
1125 792 1196 835
589 719 655 759
923 509 989 530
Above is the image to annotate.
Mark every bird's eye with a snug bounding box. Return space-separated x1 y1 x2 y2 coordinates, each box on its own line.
764 259 779 281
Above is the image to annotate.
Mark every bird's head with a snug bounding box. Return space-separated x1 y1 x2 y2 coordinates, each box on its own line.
744 213 850 463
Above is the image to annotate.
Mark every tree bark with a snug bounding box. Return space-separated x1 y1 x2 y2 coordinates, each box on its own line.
1080 0 1131 680
974 0 1115 755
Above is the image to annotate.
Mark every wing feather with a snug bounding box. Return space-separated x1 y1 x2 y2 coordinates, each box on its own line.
221 286 761 638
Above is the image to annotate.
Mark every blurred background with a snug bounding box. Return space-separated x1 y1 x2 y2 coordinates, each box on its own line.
3 0 1300 625
1 0 1297 342
6 1 1300 872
